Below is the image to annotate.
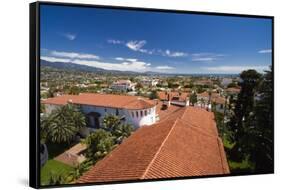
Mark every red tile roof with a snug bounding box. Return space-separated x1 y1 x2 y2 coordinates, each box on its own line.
157 91 189 101
77 107 229 183
42 93 155 110
212 96 226 105
226 87 241 94
41 95 78 105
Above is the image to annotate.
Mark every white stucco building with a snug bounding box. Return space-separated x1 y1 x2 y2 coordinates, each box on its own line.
42 93 157 132
140 78 159 87
110 80 135 92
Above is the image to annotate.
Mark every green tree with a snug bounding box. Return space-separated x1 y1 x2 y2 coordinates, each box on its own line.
227 82 238 88
251 67 273 173
102 114 121 133
149 90 159 100
135 82 143 90
228 69 261 163
68 160 93 181
102 114 133 144
112 123 133 144
41 104 86 144
83 129 115 162
47 172 68 185
189 93 197 106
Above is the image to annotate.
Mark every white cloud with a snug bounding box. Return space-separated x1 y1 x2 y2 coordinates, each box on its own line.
63 33 76 40
163 49 188 57
41 56 150 72
115 57 138 62
258 49 272 54
191 53 224 62
155 65 175 70
41 56 71 63
51 51 100 60
107 39 123 44
192 57 216 61
202 65 269 73
126 58 138 62
115 57 125 61
126 40 147 51
109 39 187 58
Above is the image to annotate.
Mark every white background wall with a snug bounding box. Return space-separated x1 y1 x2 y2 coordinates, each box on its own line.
0 0 280 189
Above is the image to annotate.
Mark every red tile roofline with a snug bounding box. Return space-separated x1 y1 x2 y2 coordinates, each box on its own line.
141 118 179 179
217 138 230 173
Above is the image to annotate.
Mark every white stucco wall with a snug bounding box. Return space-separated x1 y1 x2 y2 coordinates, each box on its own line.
44 103 157 129
80 104 156 128
127 106 157 127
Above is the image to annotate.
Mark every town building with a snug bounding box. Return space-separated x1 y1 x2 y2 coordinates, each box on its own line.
157 91 189 107
42 93 157 132
140 77 159 87
77 106 230 183
110 80 135 92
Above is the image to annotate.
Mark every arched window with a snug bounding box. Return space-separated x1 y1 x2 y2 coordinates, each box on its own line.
140 110 143 117
145 110 147 116
136 111 139 118
132 112 134 118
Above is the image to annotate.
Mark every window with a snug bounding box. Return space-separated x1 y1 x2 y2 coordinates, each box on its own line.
104 108 107 112
140 110 143 117
136 111 139 118
116 109 119 115
145 110 147 116
132 112 134 118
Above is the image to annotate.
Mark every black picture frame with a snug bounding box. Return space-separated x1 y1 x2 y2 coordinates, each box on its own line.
30 1 274 189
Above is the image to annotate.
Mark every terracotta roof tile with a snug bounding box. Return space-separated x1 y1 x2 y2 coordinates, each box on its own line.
41 95 78 105
77 107 229 183
42 93 155 110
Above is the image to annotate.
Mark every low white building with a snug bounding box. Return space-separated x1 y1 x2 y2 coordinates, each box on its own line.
42 93 157 132
111 80 135 92
140 78 158 87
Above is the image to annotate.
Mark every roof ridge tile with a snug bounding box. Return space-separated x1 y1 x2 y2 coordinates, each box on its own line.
141 118 179 179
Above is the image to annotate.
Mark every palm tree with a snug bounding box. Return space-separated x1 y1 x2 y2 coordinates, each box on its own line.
102 114 120 133
102 114 133 144
112 123 133 144
41 104 86 144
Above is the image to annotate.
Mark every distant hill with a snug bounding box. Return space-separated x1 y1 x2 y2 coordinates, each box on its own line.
40 59 107 73
40 59 143 75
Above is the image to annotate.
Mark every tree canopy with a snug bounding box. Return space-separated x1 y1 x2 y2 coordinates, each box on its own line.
41 104 86 144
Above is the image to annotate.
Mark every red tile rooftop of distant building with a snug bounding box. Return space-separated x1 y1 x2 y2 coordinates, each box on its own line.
157 91 189 101
42 93 156 110
77 106 229 183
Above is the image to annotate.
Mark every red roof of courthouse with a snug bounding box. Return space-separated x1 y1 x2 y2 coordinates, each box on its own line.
77 107 229 183
42 93 155 110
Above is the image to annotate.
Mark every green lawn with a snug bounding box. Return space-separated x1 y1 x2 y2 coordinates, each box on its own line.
41 159 74 186
40 142 76 185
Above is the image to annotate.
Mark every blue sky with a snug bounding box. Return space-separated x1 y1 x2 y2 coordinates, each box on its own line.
40 4 272 74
